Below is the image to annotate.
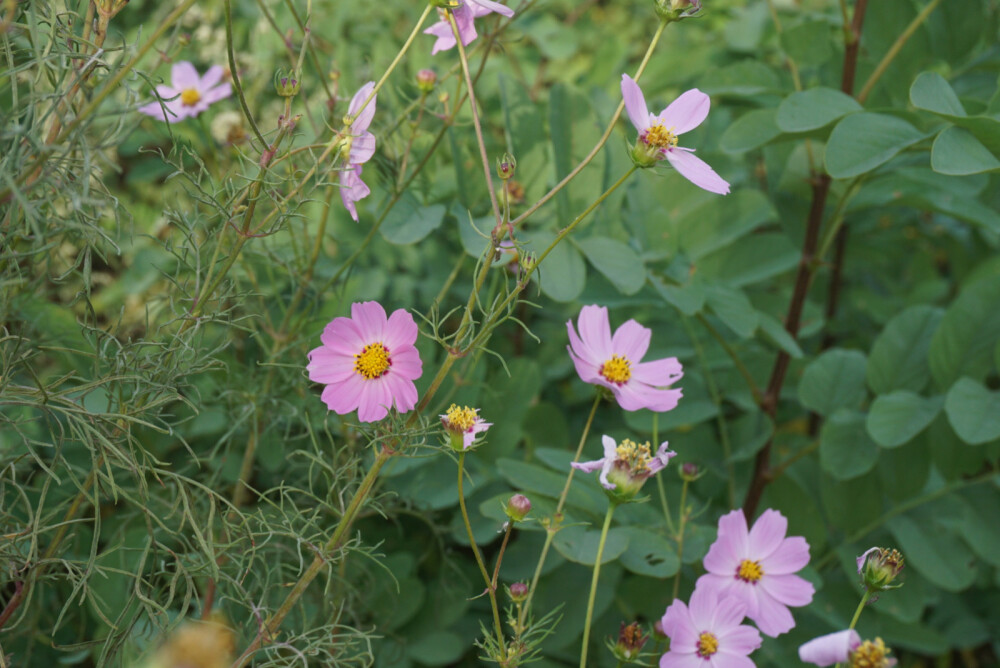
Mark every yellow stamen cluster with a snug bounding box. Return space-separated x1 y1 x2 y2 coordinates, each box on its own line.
851 638 892 668
600 354 632 384
737 559 764 583
642 123 679 150
615 439 653 474
444 404 478 432
354 343 391 379
180 88 202 107
696 632 719 658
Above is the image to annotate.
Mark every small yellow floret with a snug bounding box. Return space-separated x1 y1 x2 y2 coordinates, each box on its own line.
445 404 479 432
737 559 764 583
851 638 892 668
354 343 391 379
642 123 679 150
180 88 202 106
696 632 719 658
615 438 653 473
600 354 632 384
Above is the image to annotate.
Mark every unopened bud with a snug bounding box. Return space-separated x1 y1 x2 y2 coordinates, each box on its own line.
416 69 437 93
276 74 300 97
654 0 703 21
508 582 528 602
504 493 531 522
857 547 905 592
612 622 648 663
496 152 517 180
680 462 699 481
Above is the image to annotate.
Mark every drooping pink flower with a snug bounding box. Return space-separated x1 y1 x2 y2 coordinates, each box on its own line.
799 632 897 668
695 509 815 637
339 82 377 221
424 0 515 55
659 587 762 668
138 62 231 123
440 404 491 450
566 305 683 412
307 302 423 422
620 74 730 194
572 435 675 496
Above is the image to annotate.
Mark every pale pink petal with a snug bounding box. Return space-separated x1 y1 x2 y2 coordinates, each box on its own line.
154 84 178 98
384 308 419 349
631 357 684 386
348 81 377 133
657 89 711 135
600 434 617 460
340 166 370 221
138 100 173 121
621 74 650 133
760 574 814 607
597 459 615 489
799 630 859 666
711 594 748 632
857 547 879 574
570 459 604 473
750 588 796 637
660 599 695 646
390 346 423 380
201 83 232 105
660 653 703 668
200 65 226 89
610 381 652 411
567 347 603 384
452 4 479 43
711 653 756 668
720 625 762 655
351 301 388 342
386 373 418 413
611 319 651 362
576 305 613 360
171 61 200 89
424 20 457 54
645 442 676 475
694 573 738 605
748 509 788 558
665 149 730 195
760 536 811 574
687 586 718 629
635 385 684 412
467 0 515 16
320 374 364 415
320 316 366 355
704 510 750 573
567 320 604 369
306 346 355 384
350 130 376 165
356 377 392 422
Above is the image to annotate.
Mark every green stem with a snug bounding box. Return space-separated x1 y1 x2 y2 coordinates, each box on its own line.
225 0 267 147
857 0 942 104
580 503 617 668
833 591 873 668
671 478 690 600
457 453 506 651
652 413 677 536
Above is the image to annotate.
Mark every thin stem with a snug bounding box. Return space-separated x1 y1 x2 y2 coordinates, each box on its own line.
491 521 515 591
652 413 677 536
671 479 690 600
579 503 617 668
457 453 506 650
833 591 873 668
694 313 761 405
225 0 267 147
857 0 941 104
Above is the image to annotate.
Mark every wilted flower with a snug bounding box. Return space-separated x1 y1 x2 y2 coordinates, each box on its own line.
440 404 491 450
139 62 231 123
567 305 684 412
857 547 904 592
572 435 675 501
612 622 648 663
307 301 423 422
659 588 762 668
799 631 896 668
620 74 729 194
695 509 815 637
143 616 235 668
424 0 514 55
504 493 531 521
339 81 377 221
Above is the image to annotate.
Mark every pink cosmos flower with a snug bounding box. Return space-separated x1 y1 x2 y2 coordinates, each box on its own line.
695 509 815 638
440 404 491 450
799 631 896 668
340 82 377 221
566 305 683 412
659 587 762 668
572 435 675 494
307 302 423 423
138 62 231 123
424 0 515 55
620 74 730 194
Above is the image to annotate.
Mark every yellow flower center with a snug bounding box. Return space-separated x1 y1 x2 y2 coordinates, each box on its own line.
642 123 679 150
180 88 202 106
696 632 719 658
737 559 764 583
615 439 653 473
354 343 391 380
600 354 632 385
445 404 478 431
851 638 892 668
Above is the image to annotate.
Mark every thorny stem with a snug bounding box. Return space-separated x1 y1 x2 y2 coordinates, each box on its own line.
457 453 507 652
671 478 690 600
579 503 617 668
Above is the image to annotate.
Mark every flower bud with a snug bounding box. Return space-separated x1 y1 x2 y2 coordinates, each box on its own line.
654 0 703 22
508 582 528 602
612 622 648 663
496 152 517 180
416 69 437 93
505 493 531 522
680 462 699 481
275 71 301 97
628 140 661 169
857 547 904 592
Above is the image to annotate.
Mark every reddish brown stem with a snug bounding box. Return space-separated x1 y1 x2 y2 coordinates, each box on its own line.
0 581 26 631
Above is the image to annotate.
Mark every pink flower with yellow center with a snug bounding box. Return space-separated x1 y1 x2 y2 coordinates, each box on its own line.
572 435 675 496
440 404 491 450
138 62 231 123
799 631 897 668
695 509 815 637
566 305 683 412
339 82 377 221
620 74 730 194
659 587 762 668
307 302 423 423
423 0 515 55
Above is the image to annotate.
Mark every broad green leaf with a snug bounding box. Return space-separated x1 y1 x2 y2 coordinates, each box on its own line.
704 285 758 338
866 305 943 394
530 231 586 302
677 190 776 260
889 513 977 592
720 108 782 154
866 391 943 448
780 20 834 68
757 312 804 359
618 527 680 577
776 87 861 133
496 459 604 515
698 232 799 287
380 194 446 244
825 113 924 179
553 525 629 565
821 470 881 532
819 409 879 480
944 377 1000 445
699 60 782 97
909 71 966 117
798 349 868 416
407 632 465 666
761 472 827 553
958 486 1000 568
651 275 705 316
928 277 1000 388
577 236 646 295
879 437 930 501
931 126 1000 175
549 83 572 223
